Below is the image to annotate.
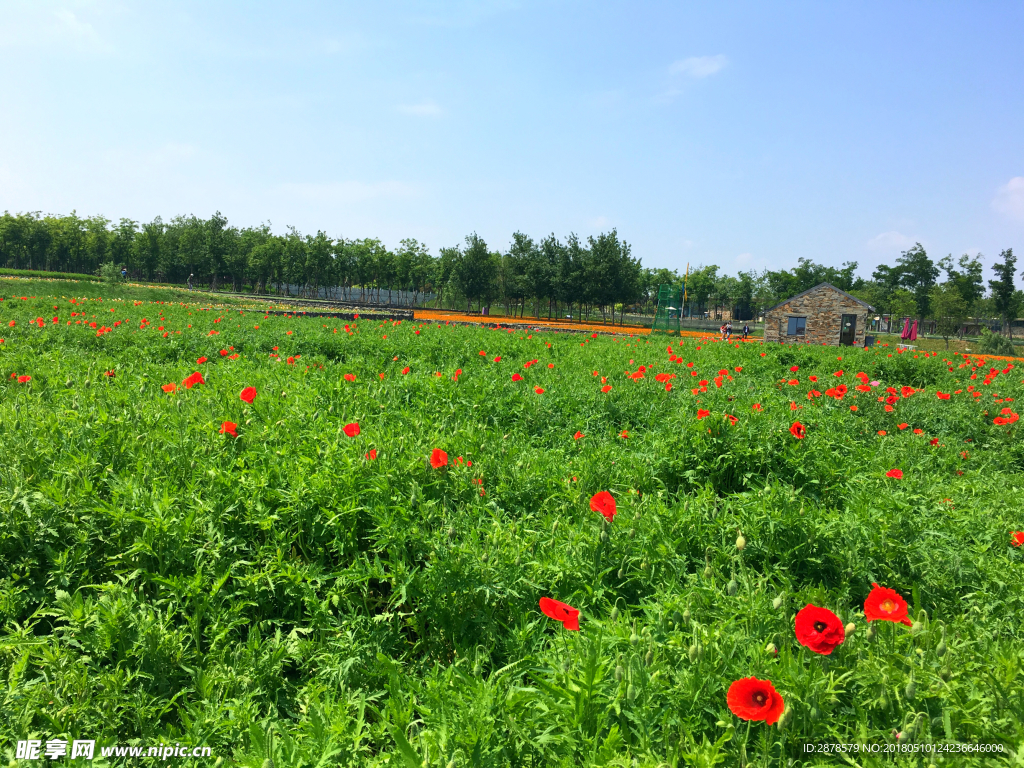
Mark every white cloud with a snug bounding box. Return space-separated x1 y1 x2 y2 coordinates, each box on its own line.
279 181 421 204
0 5 111 53
397 101 442 117
669 55 728 79
867 231 915 251
992 176 1024 221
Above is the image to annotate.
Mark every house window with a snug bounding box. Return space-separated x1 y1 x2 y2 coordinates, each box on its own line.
787 316 806 336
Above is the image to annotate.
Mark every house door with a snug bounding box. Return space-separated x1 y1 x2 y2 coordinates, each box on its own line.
840 314 857 346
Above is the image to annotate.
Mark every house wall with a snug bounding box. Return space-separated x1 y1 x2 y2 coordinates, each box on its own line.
763 286 869 346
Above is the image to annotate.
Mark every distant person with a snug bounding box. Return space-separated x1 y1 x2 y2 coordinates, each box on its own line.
742 323 749 340
726 322 732 339
719 323 726 338
187 273 194 291
121 267 127 281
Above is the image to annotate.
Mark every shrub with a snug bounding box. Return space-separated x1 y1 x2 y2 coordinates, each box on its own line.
976 327 1017 356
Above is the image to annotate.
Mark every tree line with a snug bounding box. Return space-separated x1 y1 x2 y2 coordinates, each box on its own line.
0 210 1019 331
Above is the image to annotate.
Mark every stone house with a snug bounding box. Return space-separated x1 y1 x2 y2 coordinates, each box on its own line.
763 283 873 346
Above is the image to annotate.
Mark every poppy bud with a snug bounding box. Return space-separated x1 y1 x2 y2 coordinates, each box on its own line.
214 759 224 768
447 527 454 538
514 555 521 567
610 607 619 621
262 760 274 768
726 578 738 596
640 561 648 571
772 596 783 610
645 650 653 666
65 379 72 387
905 672 916 701
682 608 691 626
552 520 558 534
809 706 820 722
777 705 792 731
911 620 923 634
936 627 947 658
688 643 699 662
628 528 635 539
480 552 488 563
940 666 951 682
627 683 636 702
845 622 856 635
736 533 746 550
617 568 624 579
866 623 876 641
765 642 777 655
630 632 639 647
600 531 609 543
703 564 712 578
614 664 624 682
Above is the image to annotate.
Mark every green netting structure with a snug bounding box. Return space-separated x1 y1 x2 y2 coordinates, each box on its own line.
652 284 683 334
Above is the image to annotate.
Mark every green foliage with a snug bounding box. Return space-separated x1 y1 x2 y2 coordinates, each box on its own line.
0 281 1022 765
97 261 122 284
976 327 1018 356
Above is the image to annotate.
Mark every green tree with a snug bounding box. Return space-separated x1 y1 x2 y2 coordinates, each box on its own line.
988 248 1019 339
929 282 969 349
938 253 984 311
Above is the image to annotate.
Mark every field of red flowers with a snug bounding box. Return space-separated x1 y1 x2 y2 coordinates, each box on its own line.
1 279 1022 766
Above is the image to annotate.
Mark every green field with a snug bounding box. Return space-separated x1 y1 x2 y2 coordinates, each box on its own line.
1 281 1022 766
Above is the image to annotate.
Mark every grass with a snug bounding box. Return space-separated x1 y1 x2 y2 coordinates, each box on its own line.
0 281 1022 766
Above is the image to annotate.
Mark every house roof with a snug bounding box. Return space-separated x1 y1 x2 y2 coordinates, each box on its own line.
764 282 874 315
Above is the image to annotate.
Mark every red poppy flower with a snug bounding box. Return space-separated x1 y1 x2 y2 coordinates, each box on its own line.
104 370 115 377
573 430 584 440
197 356 208 364
1011 531 1024 547
864 583 912 626
512 373 523 382
343 423 360 437
937 392 951 400
794 604 846 655
789 421 806 439
17 374 31 383
344 373 356 382
809 375 817 382
548 363 555 368
697 409 711 419
877 430 887 436
479 350 486 356
430 448 448 469
726 677 785 725
898 423 908 430
752 403 762 411
620 430 628 438
726 414 738 425
183 371 205 389
239 386 257 403
401 366 410 375
534 386 545 394
601 385 612 393
789 365 799 372
219 421 238 437
539 597 580 631
365 449 377 461
589 491 616 522
929 437 939 446
162 382 177 393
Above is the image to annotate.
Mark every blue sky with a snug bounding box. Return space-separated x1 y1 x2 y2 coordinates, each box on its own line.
1 1 1022 279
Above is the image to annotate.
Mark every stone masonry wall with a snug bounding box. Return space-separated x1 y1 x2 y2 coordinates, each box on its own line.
763 285 869 346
